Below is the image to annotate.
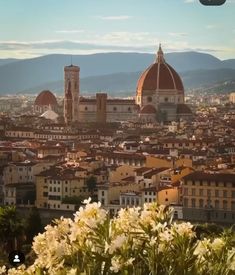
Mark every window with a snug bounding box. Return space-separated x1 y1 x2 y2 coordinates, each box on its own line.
199 199 204 208
65 187 68 192
184 188 188 196
147 96 152 103
102 191 105 196
113 107 117 111
85 106 88 111
192 188 195 196
232 191 235 198
184 198 188 207
215 190 219 197
215 200 219 209
223 190 227 198
164 97 168 102
128 107 131 112
207 189 211 197
223 200 227 210
191 198 196 208
58 188 60 192
199 189 203 196
231 201 235 211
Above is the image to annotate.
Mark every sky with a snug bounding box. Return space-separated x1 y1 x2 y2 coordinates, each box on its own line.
0 0 235 60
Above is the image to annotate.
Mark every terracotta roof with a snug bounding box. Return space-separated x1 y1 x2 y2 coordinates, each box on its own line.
34 90 58 106
140 105 157 114
183 171 235 183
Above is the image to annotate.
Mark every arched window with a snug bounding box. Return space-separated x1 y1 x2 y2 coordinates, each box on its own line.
147 96 152 103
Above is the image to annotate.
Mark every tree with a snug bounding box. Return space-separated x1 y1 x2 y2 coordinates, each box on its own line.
86 176 97 197
25 207 42 243
0 206 25 252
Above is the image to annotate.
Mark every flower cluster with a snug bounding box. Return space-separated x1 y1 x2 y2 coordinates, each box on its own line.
1 199 234 275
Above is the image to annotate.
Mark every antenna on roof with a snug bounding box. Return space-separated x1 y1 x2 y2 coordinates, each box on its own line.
70 55 73 66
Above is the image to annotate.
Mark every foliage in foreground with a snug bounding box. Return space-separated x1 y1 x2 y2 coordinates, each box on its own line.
1 199 235 275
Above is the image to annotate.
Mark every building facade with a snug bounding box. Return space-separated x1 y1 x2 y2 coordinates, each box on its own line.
182 172 235 224
62 45 192 124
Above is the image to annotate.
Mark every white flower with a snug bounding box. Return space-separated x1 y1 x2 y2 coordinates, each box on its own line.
172 222 195 238
0 266 6 275
110 257 123 273
109 234 127 254
211 238 225 251
125 257 135 266
67 268 78 275
194 238 210 256
83 197 92 204
159 229 173 243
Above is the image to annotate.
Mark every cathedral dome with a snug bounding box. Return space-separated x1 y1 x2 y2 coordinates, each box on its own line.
136 45 184 96
35 90 58 106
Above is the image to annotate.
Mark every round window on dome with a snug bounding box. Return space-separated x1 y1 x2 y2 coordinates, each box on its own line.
147 96 152 103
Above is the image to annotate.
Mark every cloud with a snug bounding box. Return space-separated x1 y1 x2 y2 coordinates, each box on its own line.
0 38 234 60
97 15 132 20
184 0 196 3
55 30 85 34
168 32 188 37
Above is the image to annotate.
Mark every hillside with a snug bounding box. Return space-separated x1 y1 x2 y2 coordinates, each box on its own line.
0 52 235 95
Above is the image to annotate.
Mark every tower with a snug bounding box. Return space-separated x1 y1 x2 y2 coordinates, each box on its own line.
64 81 73 124
64 64 80 123
96 93 107 123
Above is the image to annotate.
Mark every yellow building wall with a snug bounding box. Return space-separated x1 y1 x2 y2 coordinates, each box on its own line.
36 176 47 208
108 182 145 202
157 188 180 205
109 165 136 183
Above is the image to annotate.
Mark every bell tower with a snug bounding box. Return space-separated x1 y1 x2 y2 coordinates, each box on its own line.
64 64 80 123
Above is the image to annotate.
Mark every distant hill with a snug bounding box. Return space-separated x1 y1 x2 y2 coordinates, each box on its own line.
0 58 18 67
0 52 235 95
18 68 235 97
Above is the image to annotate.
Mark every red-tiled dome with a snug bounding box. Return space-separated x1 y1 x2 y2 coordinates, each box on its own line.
137 45 184 96
140 105 157 114
35 90 58 106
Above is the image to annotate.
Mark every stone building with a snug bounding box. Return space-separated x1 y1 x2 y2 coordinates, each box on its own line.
63 45 192 124
136 45 192 122
64 65 80 124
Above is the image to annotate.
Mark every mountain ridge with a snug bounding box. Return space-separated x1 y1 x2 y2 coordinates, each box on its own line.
0 51 235 95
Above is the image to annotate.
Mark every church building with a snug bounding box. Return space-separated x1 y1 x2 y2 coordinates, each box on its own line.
61 45 192 124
